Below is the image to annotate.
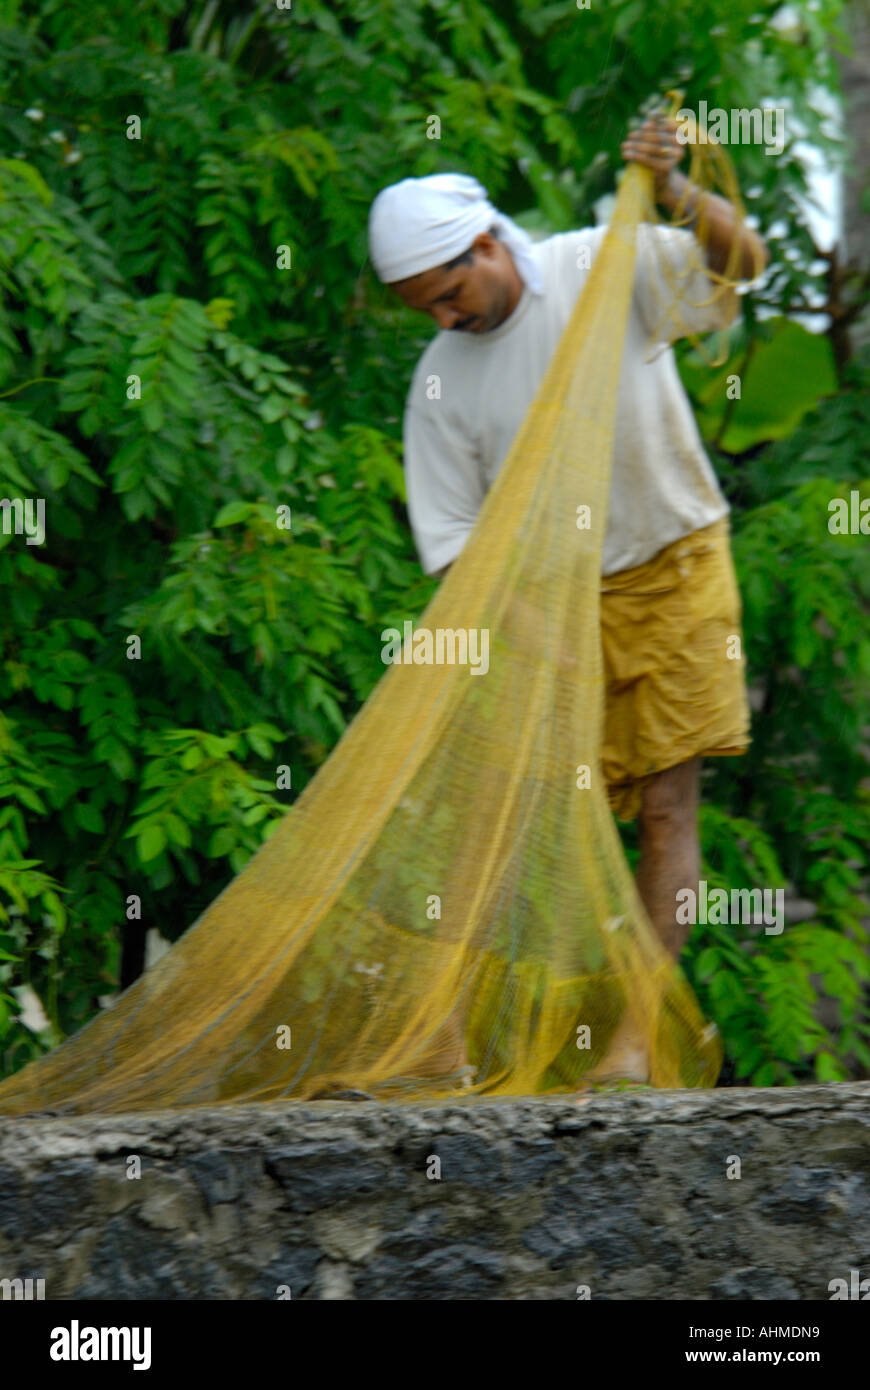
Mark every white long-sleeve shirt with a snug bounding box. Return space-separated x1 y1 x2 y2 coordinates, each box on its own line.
403 224 737 577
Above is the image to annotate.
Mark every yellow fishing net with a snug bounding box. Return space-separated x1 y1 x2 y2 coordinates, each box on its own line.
0 132 747 1116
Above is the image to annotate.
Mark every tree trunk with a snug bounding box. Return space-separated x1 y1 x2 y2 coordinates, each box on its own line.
836 1 870 351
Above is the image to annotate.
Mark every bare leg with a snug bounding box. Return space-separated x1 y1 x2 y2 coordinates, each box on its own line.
584 758 701 1084
437 758 703 1087
635 756 701 958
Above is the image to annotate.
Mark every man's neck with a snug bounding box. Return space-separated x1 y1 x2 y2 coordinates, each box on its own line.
492 259 525 329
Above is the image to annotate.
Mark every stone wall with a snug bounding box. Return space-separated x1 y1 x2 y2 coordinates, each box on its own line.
1 1083 869 1299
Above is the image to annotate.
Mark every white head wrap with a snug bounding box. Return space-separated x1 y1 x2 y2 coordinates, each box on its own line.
368 172 543 294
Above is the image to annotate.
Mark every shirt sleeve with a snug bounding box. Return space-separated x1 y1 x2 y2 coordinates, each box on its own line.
633 223 739 343
403 391 485 576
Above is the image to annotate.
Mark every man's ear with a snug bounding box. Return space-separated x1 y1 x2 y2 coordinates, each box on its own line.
472 231 499 260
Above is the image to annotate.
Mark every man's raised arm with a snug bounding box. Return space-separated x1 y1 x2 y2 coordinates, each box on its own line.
621 114 769 280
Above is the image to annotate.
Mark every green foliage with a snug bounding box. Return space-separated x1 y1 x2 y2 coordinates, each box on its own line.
685 804 870 1086
679 317 840 450
0 0 866 1091
675 345 870 1085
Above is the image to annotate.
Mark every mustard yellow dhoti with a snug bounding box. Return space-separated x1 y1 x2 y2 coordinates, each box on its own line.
600 517 751 821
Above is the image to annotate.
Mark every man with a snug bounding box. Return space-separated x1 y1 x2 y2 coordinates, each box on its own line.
367 116 768 1084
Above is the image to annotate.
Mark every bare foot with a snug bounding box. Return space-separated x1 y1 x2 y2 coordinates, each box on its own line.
413 1008 473 1082
582 1010 650 1085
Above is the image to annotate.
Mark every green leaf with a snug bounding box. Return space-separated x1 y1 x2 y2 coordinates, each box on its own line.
74 800 105 834
814 1051 845 1082
140 397 164 432
214 500 254 527
208 827 235 858
137 824 167 862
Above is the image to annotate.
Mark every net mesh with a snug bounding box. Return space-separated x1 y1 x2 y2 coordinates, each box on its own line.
0 150 737 1116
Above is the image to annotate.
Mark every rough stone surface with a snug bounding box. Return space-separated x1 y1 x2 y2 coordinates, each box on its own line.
1 1084 870 1300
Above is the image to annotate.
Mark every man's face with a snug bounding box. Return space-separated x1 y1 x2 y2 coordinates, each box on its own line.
389 233 520 334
